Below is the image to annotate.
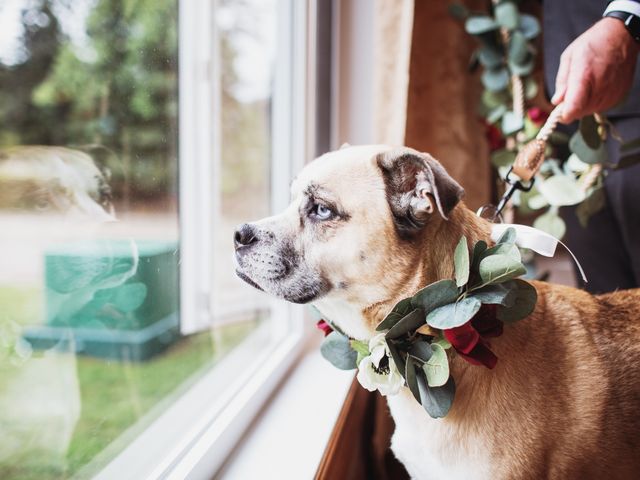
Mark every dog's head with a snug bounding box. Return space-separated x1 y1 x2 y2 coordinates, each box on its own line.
0 146 114 220
234 145 464 338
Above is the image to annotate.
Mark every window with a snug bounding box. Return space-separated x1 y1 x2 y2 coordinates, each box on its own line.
0 0 312 478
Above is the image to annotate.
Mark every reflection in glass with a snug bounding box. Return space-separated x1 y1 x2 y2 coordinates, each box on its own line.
0 0 277 478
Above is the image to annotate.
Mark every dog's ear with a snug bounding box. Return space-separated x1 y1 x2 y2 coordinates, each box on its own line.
376 148 464 235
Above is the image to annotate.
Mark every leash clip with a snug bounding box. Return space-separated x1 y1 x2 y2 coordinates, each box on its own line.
493 167 536 219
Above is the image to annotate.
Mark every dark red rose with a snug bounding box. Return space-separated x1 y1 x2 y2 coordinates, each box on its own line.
483 120 506 152
527 107 549 126
444 322 480 355
457 340 498 369
443 304 503 369
471 304 503 338
316 319 333 336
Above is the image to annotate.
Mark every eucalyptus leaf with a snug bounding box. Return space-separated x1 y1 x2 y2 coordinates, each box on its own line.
566 153 590 174
527 194 548 210
570 130 608 165
387 340 406 380
478 46 504 69
533 210 566 239
491 149 516 168
482 67 510 92
470 283 515 306
320 332 357 370
465 15 499 35
350 339 370 357
480 242 521 262
471 240 488 271
579 115 601 149
487 104 508 124
376 297 413 331
434 337 452 350
508 56 534 76
426 297 482 329
508 31 528 64
519 14 540 39
523 117 539 141
424 343 450 387
496 279 537 322
481 89 510 109
411 279 459 311
576 187 606 228
386 308 426 339
495 1 519 30
497 226 516 245
417 372 456 419
478 254 526 285
536 175 586 206
405 357 420 402
409 341 433 363
454 237 470 287
502 110 524 135
525 77 538 100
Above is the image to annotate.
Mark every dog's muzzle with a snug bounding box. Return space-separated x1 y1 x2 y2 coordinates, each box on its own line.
233 222 329 304
233 223 289 289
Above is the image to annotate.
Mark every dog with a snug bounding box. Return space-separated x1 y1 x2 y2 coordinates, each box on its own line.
0 145 114 220
233 145 640 479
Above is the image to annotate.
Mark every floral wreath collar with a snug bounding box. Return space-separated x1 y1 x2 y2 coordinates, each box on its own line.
315 227 538 419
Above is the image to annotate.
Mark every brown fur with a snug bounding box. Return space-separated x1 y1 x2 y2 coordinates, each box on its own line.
363 195 640 479
310 147 640 477
236 145 640 478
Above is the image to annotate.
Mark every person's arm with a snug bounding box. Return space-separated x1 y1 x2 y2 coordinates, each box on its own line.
551 1 640 123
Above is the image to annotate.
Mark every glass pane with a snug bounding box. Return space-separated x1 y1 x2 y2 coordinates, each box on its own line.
0 0 278 478
214 1 277 324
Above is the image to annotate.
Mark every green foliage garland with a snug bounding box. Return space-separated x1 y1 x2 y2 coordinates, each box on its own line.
319 227 537 419
450 1 640 237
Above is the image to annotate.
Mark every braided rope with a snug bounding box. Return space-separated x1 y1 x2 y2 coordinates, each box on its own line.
512 75 525 118
535 103 563 142
513 103 602 193
512 103 564 181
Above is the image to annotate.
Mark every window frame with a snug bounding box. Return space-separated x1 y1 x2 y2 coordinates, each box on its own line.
87 0 316 478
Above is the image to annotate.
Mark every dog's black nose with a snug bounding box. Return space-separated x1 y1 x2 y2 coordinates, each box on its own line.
234 223 258 249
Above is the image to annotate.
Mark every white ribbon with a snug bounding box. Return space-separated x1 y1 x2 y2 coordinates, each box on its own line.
491 223 588 283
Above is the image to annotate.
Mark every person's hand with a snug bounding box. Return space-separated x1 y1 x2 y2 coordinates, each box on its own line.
551 17 640 124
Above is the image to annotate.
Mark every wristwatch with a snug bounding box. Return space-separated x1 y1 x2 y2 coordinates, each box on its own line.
604 0 640 42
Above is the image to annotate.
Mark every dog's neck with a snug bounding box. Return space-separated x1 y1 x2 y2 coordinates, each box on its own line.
361 204 492 332
313 204 492 341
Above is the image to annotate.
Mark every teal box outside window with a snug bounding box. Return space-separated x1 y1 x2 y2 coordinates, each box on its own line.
24 240 180 361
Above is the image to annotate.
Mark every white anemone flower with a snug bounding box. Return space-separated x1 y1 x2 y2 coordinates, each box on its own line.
356 333 404 396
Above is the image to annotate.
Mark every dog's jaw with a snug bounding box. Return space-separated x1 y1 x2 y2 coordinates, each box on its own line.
312 296 376 340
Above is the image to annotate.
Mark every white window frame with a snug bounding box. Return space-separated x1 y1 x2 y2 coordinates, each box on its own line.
82 1 317 479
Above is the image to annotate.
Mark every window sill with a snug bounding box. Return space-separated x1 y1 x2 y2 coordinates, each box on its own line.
215 334 354 479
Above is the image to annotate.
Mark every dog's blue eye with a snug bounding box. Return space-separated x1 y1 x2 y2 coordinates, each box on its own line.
311 202 333 220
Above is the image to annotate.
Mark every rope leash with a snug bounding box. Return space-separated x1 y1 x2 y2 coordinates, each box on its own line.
478 104 564 221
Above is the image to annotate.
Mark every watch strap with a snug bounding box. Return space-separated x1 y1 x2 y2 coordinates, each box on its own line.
604 2 640 42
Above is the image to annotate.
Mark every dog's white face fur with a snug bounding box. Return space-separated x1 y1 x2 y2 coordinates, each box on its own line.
234 144 464 340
